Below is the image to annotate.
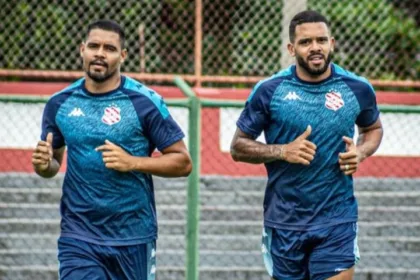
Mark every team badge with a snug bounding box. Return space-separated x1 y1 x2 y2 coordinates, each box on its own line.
325 90 344 111
102 105 121 125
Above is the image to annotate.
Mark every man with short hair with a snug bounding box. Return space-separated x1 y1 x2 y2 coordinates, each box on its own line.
231 10 383 280
32 19 192 280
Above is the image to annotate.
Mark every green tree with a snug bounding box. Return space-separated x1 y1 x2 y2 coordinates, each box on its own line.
309 0 420 80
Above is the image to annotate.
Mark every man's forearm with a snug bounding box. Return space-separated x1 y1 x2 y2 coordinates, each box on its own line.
34 159 61 178
130 153 192 177
356 127 384 162
230 138 282 164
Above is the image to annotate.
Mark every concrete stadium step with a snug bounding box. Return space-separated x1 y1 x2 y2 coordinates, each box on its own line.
2 174 419 193
0 265 58 280
158 251 420 270
202 177 420 192
356 191 420 206
157 268 420 280
1 267 420 280
154 267 420 280
2 219 420 239
1 203 420 223
183 206 420 223
157 236 420 253
3 188 420 207
0 188 62 204
154 268 420 280
0 173 189 190
4 233 420 253
0 174 64 189
0 219 60 234
159 190 420 207
0 234 58 251
1 174 419 279
193 221 420 238
1 249 419 270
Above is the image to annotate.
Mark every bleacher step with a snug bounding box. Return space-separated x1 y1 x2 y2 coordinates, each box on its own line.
2 234 420 253
1 204 420 222
3 188 420 207
1 174 419 193
0 250 419 270
1 266 420 280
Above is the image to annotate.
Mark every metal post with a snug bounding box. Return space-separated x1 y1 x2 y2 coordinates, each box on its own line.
194 0 203 87
138 23 146 73
174 77 201 280
281 0 308 69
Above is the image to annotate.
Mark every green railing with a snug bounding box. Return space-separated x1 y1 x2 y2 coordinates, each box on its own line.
174 77 201 280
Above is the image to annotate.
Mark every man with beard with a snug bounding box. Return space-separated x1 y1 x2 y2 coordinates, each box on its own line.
32 20 192 280
230 10 383 280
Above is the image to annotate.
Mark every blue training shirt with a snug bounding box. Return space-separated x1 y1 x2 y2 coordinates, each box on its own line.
237 64 380 231
41 76 185 246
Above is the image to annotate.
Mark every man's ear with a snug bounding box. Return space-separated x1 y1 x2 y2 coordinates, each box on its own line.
330 37 336 52
120 48 128 63
287 43 295 57
80 42 85 58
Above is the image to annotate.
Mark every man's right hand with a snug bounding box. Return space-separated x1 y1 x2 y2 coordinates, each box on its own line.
32 132 53 171
281 125 317 165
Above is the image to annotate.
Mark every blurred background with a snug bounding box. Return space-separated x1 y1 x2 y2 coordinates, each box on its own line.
0 0 419 280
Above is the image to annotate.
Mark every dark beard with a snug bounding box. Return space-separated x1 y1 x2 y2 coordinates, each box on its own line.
296 52 332 77
87 68 116 83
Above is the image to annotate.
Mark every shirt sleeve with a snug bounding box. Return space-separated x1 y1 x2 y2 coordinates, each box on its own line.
355 82 380 127
236 81 274 139
131 92 185 152
144 105 185 151
40 96 66 149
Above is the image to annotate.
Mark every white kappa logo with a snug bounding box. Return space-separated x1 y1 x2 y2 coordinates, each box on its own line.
283 91 301 101
68 108 85 117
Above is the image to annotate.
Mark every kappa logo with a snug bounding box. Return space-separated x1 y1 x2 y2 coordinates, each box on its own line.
68 108 85 117
325 90 344 111
283 91 301 101
102 105 121 125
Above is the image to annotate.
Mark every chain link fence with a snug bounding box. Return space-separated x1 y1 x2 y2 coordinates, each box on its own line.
1 0 420 280
1 0 419 81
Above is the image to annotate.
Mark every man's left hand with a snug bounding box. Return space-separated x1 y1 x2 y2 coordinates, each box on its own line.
338 136 361 175
96 140 134 172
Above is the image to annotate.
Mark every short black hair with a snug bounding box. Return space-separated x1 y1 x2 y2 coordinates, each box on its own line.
289 10 330 42
86 20 126 49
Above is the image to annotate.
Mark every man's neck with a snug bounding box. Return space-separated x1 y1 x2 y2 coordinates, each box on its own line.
85 74 121 94
295 64 332 83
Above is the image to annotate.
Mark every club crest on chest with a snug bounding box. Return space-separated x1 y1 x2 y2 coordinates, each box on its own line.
102 105 121 125
325 90 344 111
